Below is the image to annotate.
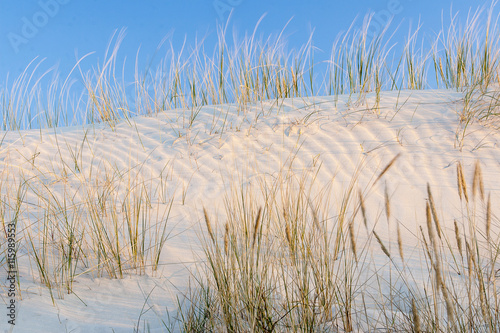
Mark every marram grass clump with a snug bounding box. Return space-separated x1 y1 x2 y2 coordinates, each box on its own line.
173 160 500 332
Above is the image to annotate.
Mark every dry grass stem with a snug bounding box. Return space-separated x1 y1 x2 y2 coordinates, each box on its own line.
486 193 491 240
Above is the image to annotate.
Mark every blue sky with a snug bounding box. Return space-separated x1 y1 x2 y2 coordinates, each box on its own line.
0 0 496 84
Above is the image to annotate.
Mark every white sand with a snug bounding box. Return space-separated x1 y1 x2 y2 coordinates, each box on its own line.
1 89 499 331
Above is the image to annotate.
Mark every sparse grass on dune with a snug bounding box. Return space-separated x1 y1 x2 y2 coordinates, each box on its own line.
0 3 500 331
0 139 176 299
1 4 499 133
171 159 500 332
0 108 497 330
177 159 362 332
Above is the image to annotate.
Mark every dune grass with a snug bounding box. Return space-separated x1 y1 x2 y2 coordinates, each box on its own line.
168 159 500 332
1 4 499 133
0 3 499 331
0 107 497 330
0 135 176 299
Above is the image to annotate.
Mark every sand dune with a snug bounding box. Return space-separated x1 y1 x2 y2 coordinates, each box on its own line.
1 89 499 331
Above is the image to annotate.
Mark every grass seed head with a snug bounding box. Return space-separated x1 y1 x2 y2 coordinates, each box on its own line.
456 162 463 200
473 160 485 201
373 231 390 258
224 223 229 253
460 163 469 203
411 298 421 333
285 221 292 246
397 222 404 261
466 240 478 277
349 221 358 262
374 153 400 185
454 220 463 257
252 207 262 248
426 202 435 246
359 190 368 229
427 183 442 239
441 280 455 327
203 207 215 244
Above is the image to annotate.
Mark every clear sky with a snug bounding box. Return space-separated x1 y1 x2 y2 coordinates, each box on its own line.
0 0 496 84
